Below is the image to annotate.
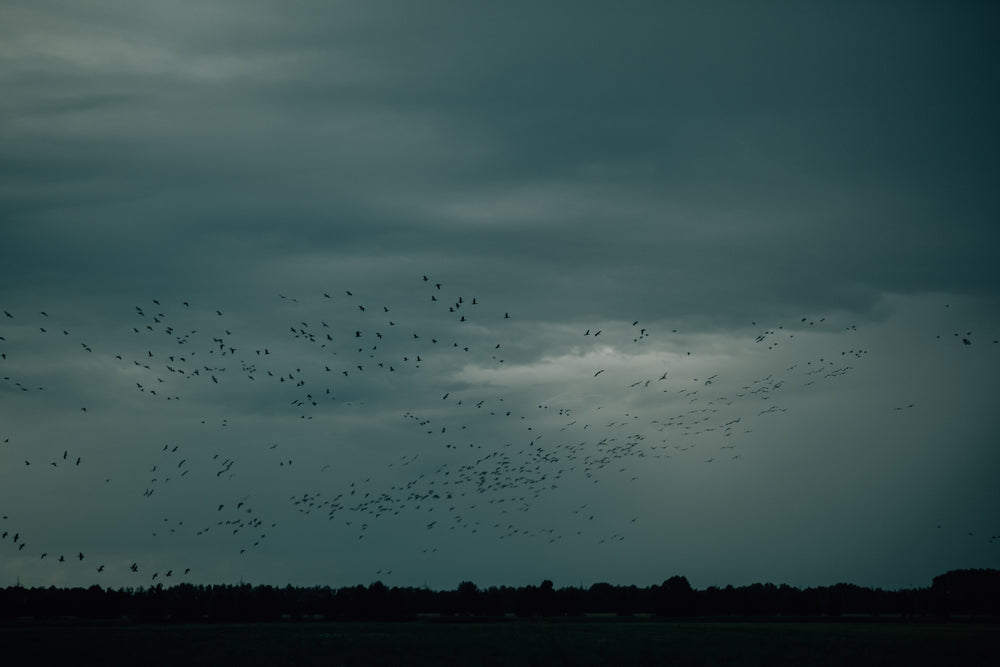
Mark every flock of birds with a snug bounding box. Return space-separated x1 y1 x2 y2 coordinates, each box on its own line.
2 275 997 585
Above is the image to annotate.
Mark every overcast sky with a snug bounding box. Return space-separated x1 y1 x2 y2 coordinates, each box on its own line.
2 1 999 592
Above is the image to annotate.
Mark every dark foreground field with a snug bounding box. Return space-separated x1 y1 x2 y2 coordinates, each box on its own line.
2 619 997 666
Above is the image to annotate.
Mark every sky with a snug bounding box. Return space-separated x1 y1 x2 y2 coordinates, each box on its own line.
1 1 999 593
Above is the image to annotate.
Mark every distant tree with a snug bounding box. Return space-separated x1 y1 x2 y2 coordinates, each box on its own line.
538 579 557 616
932 568 1000 616
513 580 556 617
456 580 481 616
514 583 536 617
363 581 389 620
3 568 995 621
614 585 640 616
482 585 510 617
165 583 203 622
587 582 617 613
655 575 695 617
555 585 585 617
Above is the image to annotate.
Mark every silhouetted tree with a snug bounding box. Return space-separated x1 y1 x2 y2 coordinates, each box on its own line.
1 569 996 621
587 582 617 613
932 568 1000 616
455 581 481 616
655 575 695 617
555 585 585 617
482 585 510 617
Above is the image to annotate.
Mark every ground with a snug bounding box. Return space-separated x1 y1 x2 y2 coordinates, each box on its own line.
2 618 997 666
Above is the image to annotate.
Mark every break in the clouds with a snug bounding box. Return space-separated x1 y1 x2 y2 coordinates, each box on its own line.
1 1 999 591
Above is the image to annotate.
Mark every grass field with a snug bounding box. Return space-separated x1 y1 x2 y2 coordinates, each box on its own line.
2 619 997 666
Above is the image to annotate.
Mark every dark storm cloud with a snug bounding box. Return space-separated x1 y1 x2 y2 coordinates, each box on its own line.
4 1 996 326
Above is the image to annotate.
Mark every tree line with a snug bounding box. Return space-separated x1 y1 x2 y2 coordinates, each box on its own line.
1 569 997 622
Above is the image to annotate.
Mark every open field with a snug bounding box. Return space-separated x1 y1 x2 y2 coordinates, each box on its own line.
2 619 997 666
